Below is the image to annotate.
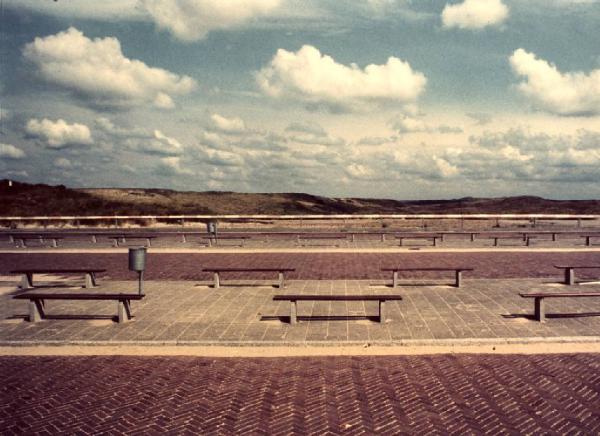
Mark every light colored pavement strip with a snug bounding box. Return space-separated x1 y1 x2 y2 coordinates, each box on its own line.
2 339 600 357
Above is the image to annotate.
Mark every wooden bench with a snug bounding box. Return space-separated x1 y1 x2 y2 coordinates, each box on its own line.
108 235 156 247
519 292 600 322
273 294 403 324
11 268 106 289
13 293 144 323
297 235 347 247
202 267 295 288
580 235 600 246
486 236 528 247
554 265 600 285
210 235 250 247
13 235 64 248
395 235 442 247
381 267 473 288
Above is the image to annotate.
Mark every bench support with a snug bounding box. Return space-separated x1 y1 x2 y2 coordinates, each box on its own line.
392 271 398 288
379 300 385 323
290 300 297 324
455 270 462 288
117 300 132 323
278 272 284 289
20 273 34 289
565 268 575 286
534 297 545 322
84 272 98 289
28 299 45 322
213 272 220 288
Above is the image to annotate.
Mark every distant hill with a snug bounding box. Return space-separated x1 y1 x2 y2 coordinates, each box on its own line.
1 179 600 216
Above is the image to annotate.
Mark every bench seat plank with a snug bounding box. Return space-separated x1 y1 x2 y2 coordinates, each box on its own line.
203 267 295 288
519 292 600 322
274 295 402 301
14 293 144 323
381 267 473 288
273 294 401 324
11 269 106 289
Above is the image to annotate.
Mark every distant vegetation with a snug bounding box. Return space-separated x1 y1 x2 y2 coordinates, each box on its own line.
2 179 600 216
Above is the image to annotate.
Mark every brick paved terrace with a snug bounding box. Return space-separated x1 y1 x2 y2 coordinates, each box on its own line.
1 354 599 434
1 252 600 344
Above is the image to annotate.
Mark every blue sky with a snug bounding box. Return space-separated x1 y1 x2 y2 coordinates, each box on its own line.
1 0 599 199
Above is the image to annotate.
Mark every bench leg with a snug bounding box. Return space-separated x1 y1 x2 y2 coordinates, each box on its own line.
586 236 591 246
84 273 97 289
392 271 398 288
534 297 545 322
525 237 530 247
455 270 462 288
146 238 151 247
552 233 556 242
290 300 297 324
181 234 187 243
470 233 475 242
20 273 33 289
213 272 220 289
91 235 97 243
112 239 119 248
398 238 403 247
381 234 385 242
565 268 575 286
494 238 498 247
433 237 439 247
51 238 58 248
29 299 45 322
117 300 132 323
278 272 284 289
379 300 386 323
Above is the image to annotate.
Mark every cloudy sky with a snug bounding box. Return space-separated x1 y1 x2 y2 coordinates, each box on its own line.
1 0 599 200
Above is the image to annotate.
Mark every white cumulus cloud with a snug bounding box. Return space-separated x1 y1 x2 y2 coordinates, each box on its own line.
26 118 92 148
23 27 196 110
0 143 26 159
510 48 600 116
210 113 247 134
442 0 509 30
54 157 73 169
256 45 426 110
141 0 282 42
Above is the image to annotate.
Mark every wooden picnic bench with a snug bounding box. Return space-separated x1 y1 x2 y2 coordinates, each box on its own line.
107 235 156 247
13 292 145 323
395 235 442 247
381 267 473 288
297 235 347 247
209 235 250 247
202 267 296 288
554 265 600 285
519 292 600 322
12 235 64 248
580 235 600 246
273 294 403 324
11 268 106 289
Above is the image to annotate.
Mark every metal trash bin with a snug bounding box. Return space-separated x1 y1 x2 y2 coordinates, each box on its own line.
128 247 146 294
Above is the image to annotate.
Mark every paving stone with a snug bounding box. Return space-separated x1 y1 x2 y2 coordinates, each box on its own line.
2 354 599 434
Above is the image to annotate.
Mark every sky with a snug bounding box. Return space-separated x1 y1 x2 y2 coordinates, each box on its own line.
1 0 599 200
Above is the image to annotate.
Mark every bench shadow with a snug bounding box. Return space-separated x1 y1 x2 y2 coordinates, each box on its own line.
503 312 600 320
42 314 120 322
369 282 454 288
206 284 280 289
260 315 380 323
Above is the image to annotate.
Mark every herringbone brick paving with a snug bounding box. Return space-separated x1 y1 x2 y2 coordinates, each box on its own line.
2 251 600 280
1 354 599 434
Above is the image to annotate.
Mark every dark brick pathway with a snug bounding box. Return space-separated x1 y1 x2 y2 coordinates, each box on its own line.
1 354 599 434
2 252 600 280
